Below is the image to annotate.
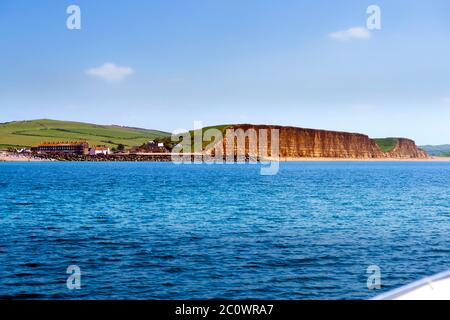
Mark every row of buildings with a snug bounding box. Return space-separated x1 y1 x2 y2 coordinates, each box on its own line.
30 140 169 155
31 141 110 155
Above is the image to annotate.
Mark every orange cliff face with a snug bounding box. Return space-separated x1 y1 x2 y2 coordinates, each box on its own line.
384 138 428 159
211 124 429 159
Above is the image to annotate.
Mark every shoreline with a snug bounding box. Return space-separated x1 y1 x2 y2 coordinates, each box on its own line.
0 155 50 162
1 153 450 163
275 156 450 162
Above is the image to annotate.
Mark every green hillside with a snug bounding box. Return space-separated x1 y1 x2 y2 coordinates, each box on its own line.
374 138 398 152
0 119 170 149
159 124 232 151
189 124 232 149
419 144 450 156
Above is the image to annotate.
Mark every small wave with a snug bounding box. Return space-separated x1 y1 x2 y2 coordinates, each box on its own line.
20 263 44 268
155 254 176 260
14 273 33 277
166 267 184 273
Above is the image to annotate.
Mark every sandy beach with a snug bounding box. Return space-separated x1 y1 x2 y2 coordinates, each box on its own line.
276 156 450 162
0 154 49 162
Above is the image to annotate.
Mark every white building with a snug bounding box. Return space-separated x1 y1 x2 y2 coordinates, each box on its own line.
89 145 110 155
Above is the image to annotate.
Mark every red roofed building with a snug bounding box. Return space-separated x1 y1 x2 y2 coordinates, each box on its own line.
31 141 89 155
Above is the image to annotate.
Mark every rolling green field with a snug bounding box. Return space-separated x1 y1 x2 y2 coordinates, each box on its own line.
374 138 398 152
0 119 170 149
419 144 450 156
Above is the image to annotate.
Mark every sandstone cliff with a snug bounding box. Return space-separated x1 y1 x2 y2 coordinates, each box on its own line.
208 124 428 159
384 138 428 158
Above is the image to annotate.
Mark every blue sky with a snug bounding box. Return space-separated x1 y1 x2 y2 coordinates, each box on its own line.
1 0 450 144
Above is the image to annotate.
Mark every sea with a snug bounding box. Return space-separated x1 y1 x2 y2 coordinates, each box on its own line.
0 161 449 299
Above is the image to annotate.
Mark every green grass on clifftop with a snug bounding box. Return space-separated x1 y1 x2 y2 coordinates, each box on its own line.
158 124 232 151
190 124 232 149
0 119 170 149
374 138 398 152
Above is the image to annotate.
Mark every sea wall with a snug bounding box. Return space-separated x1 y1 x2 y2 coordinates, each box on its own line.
33 153 175 162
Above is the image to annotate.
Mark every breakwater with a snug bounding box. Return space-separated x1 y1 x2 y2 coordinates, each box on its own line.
32 153 261 162
33 153 175 162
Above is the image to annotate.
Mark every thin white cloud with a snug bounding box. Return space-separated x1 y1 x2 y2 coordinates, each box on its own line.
329 26 371 41
86 63 134 82
442 97 450 104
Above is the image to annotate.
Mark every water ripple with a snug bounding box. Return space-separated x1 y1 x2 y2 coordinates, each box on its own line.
0 162 449 299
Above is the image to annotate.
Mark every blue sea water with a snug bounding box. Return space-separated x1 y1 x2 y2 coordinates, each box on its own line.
0 161 449 300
